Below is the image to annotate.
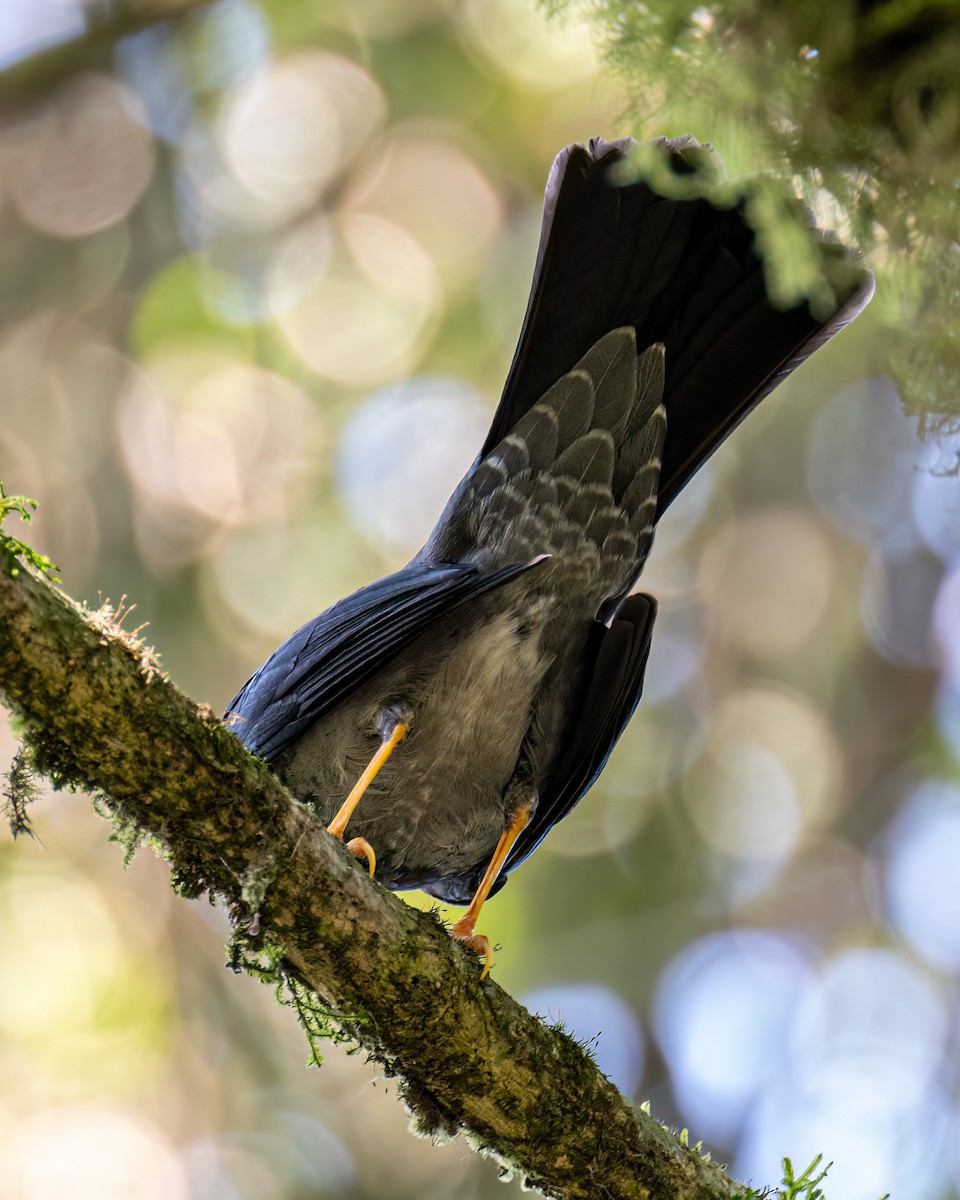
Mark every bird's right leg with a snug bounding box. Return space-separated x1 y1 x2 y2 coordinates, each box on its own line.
327 719 408 877
451 789 535 978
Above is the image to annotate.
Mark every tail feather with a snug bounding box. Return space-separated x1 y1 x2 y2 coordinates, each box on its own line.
542 369 595 447
552 429 615 490
583 328 639 437
613 344 666 499
483 135 874 517
506 404 558 473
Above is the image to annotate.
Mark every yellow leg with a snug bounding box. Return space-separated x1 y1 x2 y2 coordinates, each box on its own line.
451 800 533 979
327 721 407 877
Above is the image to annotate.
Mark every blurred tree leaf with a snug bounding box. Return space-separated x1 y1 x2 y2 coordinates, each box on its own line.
131 254 259 360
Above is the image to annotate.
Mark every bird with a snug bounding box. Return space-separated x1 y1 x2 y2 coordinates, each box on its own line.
225 135 873 976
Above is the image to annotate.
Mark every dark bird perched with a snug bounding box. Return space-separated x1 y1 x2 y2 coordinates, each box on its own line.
225 135 873 974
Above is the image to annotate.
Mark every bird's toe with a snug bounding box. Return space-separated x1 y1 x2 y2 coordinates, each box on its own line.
451 920 493 979
345 835 377 878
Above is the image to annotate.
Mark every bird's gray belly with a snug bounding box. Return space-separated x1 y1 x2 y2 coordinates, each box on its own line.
275 604 551 890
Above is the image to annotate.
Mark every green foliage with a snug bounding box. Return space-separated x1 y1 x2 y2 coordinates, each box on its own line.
733 1153 890 1200
0 483 59 580
774 1155 831 1200
559 0 960 433
617 137 867 319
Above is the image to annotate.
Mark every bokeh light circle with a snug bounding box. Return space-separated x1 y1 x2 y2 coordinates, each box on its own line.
806 375 919 547
911 429 960 561
206 518 382 643
933 564 960 688
336 374 491 555
218 51 385 225
697 506 834 660
735 947 955 1199
0 1 86 68
0 868 123 1038
117 352 318 570
859 532 942 667
653 930 812 1144
788 947 948 1113
460 0 600 90
271 213 441 386
885 780 960 972
1 1107 187 1200
343 130 503 283
10 73 154 238
738 1080 955 1200
682 686 841 864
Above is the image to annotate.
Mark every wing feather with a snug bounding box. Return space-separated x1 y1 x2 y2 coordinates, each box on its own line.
225 558 545 762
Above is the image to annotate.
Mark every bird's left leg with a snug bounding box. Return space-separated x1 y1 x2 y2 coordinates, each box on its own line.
327 718 408 877
451 789 535 979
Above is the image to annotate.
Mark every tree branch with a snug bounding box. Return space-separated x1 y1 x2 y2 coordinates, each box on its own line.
0 559 753 1200
0 0 215 112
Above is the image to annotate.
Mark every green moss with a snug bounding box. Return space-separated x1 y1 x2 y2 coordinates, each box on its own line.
227 931 366 1067
92 791 158 866
240 851 279 914
2 746 40 839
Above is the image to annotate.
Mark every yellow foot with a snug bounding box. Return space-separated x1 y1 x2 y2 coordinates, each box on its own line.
451 919 493 979
345 836 376 878
446 799 535 981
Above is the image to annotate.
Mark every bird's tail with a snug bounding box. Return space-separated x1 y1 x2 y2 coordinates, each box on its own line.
483 135 874 518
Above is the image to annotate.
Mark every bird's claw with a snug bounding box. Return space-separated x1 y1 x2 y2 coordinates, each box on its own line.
345 835 377 878
451 922 493 979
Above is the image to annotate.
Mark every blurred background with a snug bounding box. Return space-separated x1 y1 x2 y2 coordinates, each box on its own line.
1 1 959 1198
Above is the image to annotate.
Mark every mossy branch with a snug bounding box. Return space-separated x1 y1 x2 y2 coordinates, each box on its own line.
0 557 755 1200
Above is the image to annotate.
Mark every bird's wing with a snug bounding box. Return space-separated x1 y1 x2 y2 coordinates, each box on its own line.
502 591 658 877
483 136 874 516
224 558 544 762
